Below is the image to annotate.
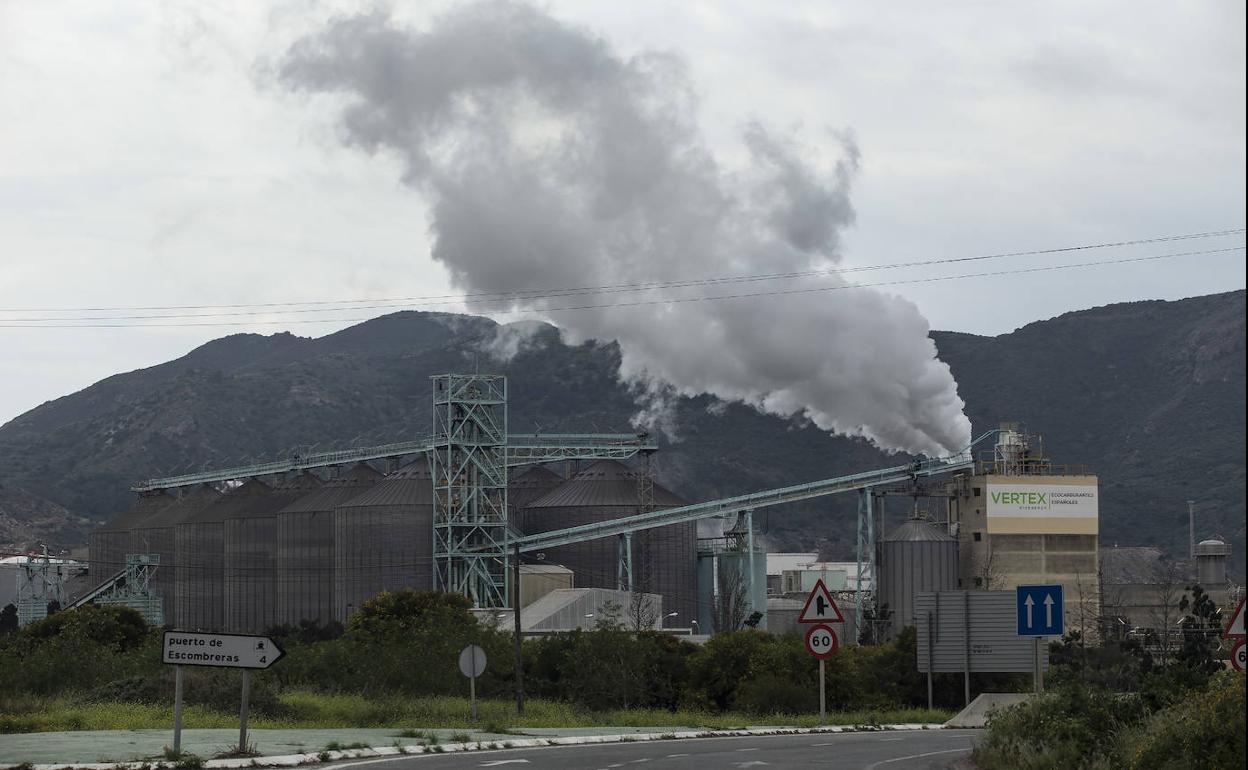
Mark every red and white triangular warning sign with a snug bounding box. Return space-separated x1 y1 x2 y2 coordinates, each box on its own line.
798 578 844 624
1224 597 1246 639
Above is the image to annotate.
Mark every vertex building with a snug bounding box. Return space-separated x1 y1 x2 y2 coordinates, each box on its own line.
945 425 1099 631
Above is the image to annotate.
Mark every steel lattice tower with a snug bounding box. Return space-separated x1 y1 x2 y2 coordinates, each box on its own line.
431 374 510 607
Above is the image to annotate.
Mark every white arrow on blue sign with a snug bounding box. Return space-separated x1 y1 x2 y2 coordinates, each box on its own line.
1016 584 1064 636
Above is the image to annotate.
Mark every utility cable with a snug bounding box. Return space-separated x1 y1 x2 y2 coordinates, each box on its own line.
0 227 1241 318
1 244 1240 328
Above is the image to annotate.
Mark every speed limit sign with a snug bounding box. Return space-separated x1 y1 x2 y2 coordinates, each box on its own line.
1232 640 1246 673
805 623 839 660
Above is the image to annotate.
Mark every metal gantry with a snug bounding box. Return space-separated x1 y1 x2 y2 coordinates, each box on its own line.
855 489 875 637
16 548 68 627
69 553 165 625
430 374 511 608
132 435 656 491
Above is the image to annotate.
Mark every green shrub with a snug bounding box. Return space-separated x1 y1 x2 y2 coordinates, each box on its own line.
1120 671 1246 770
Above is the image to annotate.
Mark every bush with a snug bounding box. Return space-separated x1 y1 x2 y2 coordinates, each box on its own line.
1120 671 1246 770
0 605 159 694
84 668 289 717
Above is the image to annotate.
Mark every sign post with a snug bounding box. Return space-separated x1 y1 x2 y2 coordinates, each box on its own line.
162 631 285 754
1224 598 1245 673
799 580 844 725
459 645 487 721
1015 585 1064 694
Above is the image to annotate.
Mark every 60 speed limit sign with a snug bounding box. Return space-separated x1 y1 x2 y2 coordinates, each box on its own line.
805 623 839 660
1232 640 1246 673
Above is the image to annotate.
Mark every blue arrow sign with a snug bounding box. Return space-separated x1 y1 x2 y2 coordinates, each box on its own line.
1016 584 1064 636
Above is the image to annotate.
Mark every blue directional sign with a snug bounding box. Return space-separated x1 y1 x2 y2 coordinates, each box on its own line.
1016 584 1064 636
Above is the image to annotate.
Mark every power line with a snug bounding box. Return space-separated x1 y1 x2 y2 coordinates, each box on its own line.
0 228 1241 318
0 244 1240 329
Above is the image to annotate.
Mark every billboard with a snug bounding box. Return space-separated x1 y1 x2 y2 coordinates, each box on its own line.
915 591 1045 674
986 478 1098 534
987 483 1098 518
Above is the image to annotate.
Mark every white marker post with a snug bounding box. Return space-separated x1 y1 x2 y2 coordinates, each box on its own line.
459 645 487 722
162 631 285 755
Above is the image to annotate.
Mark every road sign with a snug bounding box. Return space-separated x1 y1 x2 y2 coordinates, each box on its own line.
1016 584 1063 637
162 631 284 669
459 644 487 678
1231 640 1246 673
1223 597 1245 639
804 624 839 659
798 579 844 624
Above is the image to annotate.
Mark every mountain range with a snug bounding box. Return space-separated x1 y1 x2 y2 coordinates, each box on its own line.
1 291 1243 579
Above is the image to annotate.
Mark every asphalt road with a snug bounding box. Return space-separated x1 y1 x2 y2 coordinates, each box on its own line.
332 730 978 770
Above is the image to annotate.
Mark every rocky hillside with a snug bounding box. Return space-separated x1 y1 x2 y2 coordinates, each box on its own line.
0 292 1243 576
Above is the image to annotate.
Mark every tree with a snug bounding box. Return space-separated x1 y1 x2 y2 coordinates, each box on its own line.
0 603 17 634
1145 557 1186 666
1176 585 1223 678
627 591 660 632
712 565 749 633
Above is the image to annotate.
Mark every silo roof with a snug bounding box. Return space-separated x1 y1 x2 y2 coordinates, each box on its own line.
526 460 685 509
187 479 286 523
881 519 956 543
509 465 564 509
340 461 433 508
136 484 222 528
96 492 173 532
279 464 384 513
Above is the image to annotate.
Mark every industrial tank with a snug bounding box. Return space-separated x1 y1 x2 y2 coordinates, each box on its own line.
1194 538 1231 587
223 472 322 632
334 460 434 622
175 479 275 631
130 484 221 626
275 464 382 627
88 491 172 589
508 465 564 525
522 460 696 624
876 518 959 636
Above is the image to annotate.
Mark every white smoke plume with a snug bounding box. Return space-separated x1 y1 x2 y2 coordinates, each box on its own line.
276 2 971 456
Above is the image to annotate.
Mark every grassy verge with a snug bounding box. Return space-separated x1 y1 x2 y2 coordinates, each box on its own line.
0 691 951 733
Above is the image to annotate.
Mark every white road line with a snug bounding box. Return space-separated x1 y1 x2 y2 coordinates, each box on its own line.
864 747 970 769
736 747 759 751
665 753 690 758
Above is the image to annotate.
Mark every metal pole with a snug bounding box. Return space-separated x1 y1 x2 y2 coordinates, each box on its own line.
745 509 756 620
819 658 826 725
512 541 525 715
963 591 971 707
470 664 478 722
1037 638 1045 693
239 669 251 751
926 612 934 711
173 665 184 755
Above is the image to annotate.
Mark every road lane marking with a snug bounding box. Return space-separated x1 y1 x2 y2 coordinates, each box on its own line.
736 747 759 751
864 747 969 769
665 753 690 758
480 762 530 767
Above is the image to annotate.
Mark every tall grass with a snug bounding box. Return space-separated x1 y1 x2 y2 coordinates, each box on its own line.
0 690 950 733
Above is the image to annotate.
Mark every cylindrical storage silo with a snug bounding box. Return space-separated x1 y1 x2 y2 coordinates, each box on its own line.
223 472 322 633
131 484 220 626
89 492 171 588
877 518 959 636
175 479 273 631
334 461 434 622
523 460 697 624
275 464 382 627
1194 538 1231 587
509 465 564 531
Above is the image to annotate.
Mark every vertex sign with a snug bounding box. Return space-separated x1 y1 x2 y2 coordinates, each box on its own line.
991 490 1050 507
987 482 1098 518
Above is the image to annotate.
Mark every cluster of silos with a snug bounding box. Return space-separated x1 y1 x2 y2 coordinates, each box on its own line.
876 518 959 636
520 460 697 623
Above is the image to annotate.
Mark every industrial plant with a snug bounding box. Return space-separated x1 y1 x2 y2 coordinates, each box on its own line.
6 376 1236 649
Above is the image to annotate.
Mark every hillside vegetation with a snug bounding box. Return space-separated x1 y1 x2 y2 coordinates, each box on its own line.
0 291 1243 575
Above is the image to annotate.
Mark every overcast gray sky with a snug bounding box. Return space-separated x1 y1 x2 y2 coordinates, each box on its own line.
1 0 1244 428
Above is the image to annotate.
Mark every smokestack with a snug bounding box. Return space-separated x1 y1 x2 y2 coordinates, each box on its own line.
1188 500 1195 558
275 3 972 456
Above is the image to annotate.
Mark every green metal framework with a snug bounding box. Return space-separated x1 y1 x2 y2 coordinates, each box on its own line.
132 435 656 492
16 550 68 627
430 374 510 607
